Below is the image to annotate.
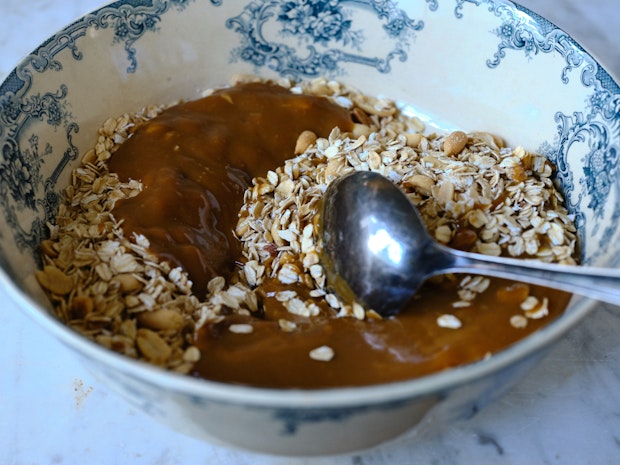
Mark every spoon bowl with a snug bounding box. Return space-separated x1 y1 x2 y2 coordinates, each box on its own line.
321 171 620 317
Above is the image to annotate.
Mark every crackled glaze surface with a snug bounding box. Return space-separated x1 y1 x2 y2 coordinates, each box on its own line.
2 0 620 463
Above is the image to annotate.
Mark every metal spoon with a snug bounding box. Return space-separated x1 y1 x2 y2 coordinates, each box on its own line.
321 170 620 317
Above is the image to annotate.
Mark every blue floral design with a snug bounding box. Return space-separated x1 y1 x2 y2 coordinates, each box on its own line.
487 7 553 68
19 0 210 76
89 0 203 74
452 0 620 260
426 0 439 12
454 0 481 19
0 84 76 251
0 1 213 254
227 0 423 79
0 86 69 208
278 0 362 47
0 0 238 257
273 399 407 435
1 140 40 211
0 91 22 125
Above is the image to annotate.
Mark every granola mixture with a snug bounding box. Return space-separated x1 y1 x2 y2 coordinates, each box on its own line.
35 76 578 375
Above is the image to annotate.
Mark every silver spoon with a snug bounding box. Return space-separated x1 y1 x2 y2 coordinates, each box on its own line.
321 170 620 317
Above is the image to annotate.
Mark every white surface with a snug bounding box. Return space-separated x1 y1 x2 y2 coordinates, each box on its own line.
2 1 620 464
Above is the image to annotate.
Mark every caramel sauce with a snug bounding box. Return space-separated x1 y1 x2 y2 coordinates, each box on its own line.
194 278 570 388
109 82 353 297
109 82 571 389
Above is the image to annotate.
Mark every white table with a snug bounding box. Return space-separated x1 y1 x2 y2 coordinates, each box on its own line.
2 1 620 464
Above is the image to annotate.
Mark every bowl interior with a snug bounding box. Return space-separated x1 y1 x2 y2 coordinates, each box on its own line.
1 0 619 398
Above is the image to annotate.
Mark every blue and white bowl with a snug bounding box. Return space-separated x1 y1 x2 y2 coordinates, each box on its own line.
1 0 618 456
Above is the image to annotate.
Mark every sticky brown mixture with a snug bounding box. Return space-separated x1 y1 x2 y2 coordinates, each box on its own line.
108 82 353 297
36 77 578 387
195 280 570 388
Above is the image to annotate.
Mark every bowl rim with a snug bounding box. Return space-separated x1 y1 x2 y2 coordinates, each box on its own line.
514 1 620 84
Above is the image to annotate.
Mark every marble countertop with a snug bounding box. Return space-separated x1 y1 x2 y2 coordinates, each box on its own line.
1 1 619 464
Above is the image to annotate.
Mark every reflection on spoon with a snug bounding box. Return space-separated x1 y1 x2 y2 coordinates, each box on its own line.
321 171 620 317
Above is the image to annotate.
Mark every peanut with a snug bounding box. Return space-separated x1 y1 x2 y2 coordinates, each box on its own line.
136 328 171 364
405 133 423 148
443 130 468 156
294 130 317 154
138 309 185 331
35 266 73 295
404 174 434 194
70 296 94 319
115 273 143 293
40 240 58 258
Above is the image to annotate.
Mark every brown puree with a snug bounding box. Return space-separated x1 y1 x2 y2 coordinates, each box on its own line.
108 82 354 297
195 280 570 388
102 80 574 389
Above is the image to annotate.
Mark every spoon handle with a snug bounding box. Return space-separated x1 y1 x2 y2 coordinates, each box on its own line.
439 247 620 306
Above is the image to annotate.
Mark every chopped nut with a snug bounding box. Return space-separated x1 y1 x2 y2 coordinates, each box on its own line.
351 107 372 126
71 296 94 319
352 301 366 320
183 346 201 363
525 297 549 319
138 309 185 331
295 130 318 154
309 345 335 362
40 239 59 258
114 273 143 293
136 329 171 364
229 324 254 334
278 319 297 332
405 133 423 148
510 315 528 329
404 174 434 194
434 225 452 244
443 131 468 156
35 266 74 295
437 314 463 329
520 296 540 311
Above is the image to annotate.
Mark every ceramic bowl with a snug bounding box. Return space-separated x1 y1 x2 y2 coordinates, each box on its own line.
1 0 619 456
